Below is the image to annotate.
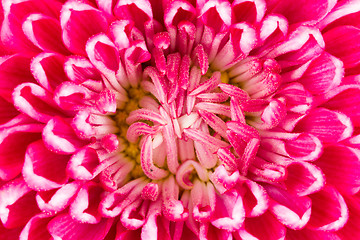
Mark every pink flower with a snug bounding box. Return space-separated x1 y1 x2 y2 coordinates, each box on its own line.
0 0 360 239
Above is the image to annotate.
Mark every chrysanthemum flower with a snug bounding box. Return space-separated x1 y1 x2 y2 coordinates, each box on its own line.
1 0 360 239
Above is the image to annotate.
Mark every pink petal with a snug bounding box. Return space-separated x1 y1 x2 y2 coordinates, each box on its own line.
19 214 52 240
100 178 147 218
283 161 325 197
70 182 103 224
265 184 312 230
140 135 169 180
183 128 229 153
198 0 232 33
319 0 360 31
86 33 119 75
307 186 348 231
36 181 82 214
42 117 88 154
13 83 66 123
0 96 19 125
336 195 360 240
211 189 245 232
60 1 109 55
274 83 313 114
315 144 360 195
283 133 323 161
299 52 343 94
293 108 353 144
268 26 325 69
232 0 266 24
0 55 35 101
53 81 95 111
286 228 341 240
268 0 336 24
238 180 269 217
237 211 286 240
0 177 39 228
320 85 360 127
114 0 152 33
64 56 102 84
0 123 42 181
23 140 70 191
323 25 360 73
30 52 68 92
48 214 113 240
22 13 69 54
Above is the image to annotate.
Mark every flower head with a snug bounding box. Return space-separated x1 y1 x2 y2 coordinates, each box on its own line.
1 0 360 239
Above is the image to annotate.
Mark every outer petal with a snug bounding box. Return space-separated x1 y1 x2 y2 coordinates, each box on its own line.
48 214 113 240
307 186 349 231
314 144 360 195
293 108 353 144
19 214 52 240
236 211 286 240
22 140 70 191
268 0 336 25
0 122 42 181
0 177 40 228
323 25 360 74
60 1 109 55
0 54 35 101
30 52 68 92
22 13 69 54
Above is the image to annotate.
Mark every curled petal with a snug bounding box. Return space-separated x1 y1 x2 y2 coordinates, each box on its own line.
48 214 113 240
60 1 109 55
315 144 360 195
0 177 39 228
307 186 349 231
23 140 70 191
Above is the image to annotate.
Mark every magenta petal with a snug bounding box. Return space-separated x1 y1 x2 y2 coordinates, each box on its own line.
43 116 88 154
0 96 19 125
0 123 42 181
19 213 52 240
114 0 152 33
320 85 360 127
269 0 336 24
48 214 113 240
286 228 341 240
294 108 353 144
67 147 104 180
315 144 360 195
337 195 360 240
64 56 102 84
0 54 35 101
307 186 348 231
264 184 312 230
23 140 70 191
211 189 245 232
284 133 323 161
60 1 109 55
30 52 68 92
323 25 360 72
36 181 82 214
299 52 343 95
238 180 269 217
232 0 266 24
13 83 66 123
22 13 69 54
0 177 39 228
237 211 286 240
70 182 103 224
283 161 325 197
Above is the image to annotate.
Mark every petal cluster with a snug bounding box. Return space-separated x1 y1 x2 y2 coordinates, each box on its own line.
0 0 360 239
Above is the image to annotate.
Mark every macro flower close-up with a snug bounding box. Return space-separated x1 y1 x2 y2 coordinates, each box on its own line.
1 0 360 239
